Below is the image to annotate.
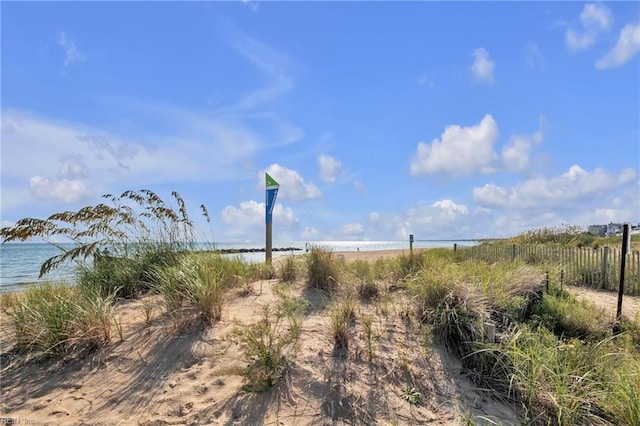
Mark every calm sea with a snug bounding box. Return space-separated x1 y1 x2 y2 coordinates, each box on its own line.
0 240 476 293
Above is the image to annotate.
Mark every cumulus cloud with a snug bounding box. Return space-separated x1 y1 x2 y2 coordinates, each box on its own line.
265 164 321 201
596 22 640 69
410 115 545 177
565 3 613 51
410 114 499 177
473 165 637 209
470 48 495 84
318 154 342 183
57 31 85 67
221 199 298 238
29 176 92 203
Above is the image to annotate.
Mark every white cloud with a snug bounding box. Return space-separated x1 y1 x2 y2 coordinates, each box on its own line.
221 199 298 238
368 212 380 223
29 176 92 203
580 3 613 31
353 180 367 195
264 164 321 201
410 114 499 177
565 3 613 51
417 76 435 87
398 199 471 239
411 115 544 177
58 154 91 180
596 23 640 69
470 48 495 84
0 108 272 212
241 0 259 12
1 220 16 229
57 31 85 67
223 29 294 113
525 42 545 70
301 226 319 239
318 154 342 183
473 165 637 209
342 223 364 236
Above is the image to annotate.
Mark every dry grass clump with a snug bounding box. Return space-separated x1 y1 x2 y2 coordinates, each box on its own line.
306 247 340 293
349 260 380 300
150 256 227 327
278 255 300 284
9 283 115 358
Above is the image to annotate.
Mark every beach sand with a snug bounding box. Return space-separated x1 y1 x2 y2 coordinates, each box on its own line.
1 248 637 425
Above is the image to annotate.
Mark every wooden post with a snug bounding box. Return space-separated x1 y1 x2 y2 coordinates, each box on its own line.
545 271 549 293
409 234 414 255
601 247 609 290
616 223 631 321
453 243 457 253
266 221 273 264
560 269 564 292
511 244 516 262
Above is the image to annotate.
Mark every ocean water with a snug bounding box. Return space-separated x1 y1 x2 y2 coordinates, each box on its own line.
0 240 476 292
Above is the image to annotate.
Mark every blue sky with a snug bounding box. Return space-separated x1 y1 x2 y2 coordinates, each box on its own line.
2 1 639 242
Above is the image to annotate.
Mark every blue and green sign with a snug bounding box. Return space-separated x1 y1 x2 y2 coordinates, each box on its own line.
265 173 279 225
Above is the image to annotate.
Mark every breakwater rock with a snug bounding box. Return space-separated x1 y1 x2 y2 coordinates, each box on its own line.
211 247 302 254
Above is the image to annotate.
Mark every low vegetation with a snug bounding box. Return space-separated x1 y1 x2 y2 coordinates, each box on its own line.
2 207 639 424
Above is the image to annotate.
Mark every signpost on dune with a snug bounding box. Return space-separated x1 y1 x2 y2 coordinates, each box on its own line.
265 173 280 264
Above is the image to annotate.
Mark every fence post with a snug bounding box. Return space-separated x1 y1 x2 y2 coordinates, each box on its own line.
601 247 609 290
560 269 564 292
511 244 516 262
616 224 631 322
453 243 457 253
545 271 549 293
409 234 414 255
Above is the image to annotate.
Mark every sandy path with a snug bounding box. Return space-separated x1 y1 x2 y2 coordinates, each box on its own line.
566 285 640 320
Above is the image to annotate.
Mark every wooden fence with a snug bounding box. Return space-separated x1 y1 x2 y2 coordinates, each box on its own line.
456 244 640 295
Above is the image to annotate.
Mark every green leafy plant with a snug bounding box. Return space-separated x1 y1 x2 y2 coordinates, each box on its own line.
400 385 422 405
231 304 299 391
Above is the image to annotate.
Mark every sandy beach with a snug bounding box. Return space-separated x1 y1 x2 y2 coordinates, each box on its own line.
1 248 638 425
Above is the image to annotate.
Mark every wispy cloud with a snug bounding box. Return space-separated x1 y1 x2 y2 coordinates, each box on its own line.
57 31 85 67
525 42 545 70
470 48 495 84
596 22 640 69
222 27 294 112
0 106 267 209
565 3 613 51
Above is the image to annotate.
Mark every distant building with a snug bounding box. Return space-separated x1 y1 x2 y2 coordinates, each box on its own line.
588 223 624 237
607 223 623 236
588 224 607 236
